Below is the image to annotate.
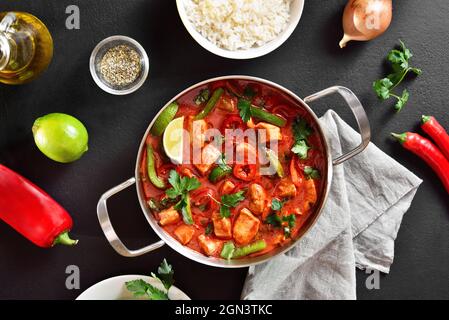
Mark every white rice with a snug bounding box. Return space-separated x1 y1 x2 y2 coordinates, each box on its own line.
184 0 292 51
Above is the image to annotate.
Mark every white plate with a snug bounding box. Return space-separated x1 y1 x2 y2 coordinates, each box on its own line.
176 0 305 59
76 275 190 300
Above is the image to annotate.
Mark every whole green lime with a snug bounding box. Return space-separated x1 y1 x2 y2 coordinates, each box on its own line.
32 113 89 163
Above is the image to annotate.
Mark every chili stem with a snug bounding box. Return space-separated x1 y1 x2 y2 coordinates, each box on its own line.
53 231 78 246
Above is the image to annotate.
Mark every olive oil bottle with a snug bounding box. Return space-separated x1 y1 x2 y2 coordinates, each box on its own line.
0 12 53 85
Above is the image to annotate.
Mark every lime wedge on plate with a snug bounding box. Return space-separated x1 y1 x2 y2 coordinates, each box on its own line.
151 102 179 136
163 116 184 164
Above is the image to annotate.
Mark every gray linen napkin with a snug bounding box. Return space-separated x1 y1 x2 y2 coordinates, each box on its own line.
241 110 423 300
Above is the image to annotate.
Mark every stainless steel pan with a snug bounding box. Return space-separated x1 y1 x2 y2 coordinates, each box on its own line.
97 76 371 268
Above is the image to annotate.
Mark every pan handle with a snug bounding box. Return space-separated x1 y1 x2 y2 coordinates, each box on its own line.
304 86 371 166
97 177 165 257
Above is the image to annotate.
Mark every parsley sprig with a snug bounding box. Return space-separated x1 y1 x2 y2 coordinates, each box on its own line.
237 98 252 123
304 166 320 180
125 259 175 300
291 117 312 159
265 213 296 238
165 170 200 224
209 190 246 218
373 40 422 112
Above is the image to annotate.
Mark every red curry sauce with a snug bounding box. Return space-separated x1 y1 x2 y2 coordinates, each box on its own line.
140 80 325 259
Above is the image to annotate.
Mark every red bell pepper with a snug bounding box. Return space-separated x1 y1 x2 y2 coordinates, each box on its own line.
0 164 78 247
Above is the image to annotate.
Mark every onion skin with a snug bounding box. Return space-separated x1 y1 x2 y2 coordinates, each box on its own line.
340 0 393 48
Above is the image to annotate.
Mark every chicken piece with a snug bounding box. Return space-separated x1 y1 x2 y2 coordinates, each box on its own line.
194 143 221 175
187 118 208 148
255 122 282 144
233 208 260 245
220 180 236 195
302 179 318 212
248 183 268 215
276 179 297 198
159 207 180 226
174 225 195 245
212 212 232 239
216 94 237 112
197 234 222 256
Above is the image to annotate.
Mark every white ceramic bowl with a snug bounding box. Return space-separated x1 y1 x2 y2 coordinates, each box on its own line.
176 0 305 59
76 275 190 300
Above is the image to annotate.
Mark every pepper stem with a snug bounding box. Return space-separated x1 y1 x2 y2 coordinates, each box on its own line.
422 115 431 124
391 132 407 144
53 231 78 246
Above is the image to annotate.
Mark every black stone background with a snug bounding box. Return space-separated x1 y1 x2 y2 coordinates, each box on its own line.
0 0 448 299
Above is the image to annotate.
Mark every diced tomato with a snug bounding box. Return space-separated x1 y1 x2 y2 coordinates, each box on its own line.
233 164 257 181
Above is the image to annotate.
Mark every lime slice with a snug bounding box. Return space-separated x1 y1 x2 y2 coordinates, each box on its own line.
163 116 184 164
151 102 179 136
32 113 89 163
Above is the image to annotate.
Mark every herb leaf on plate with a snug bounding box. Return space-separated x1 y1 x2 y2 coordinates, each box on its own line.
151 259 174 290
125 279 169 300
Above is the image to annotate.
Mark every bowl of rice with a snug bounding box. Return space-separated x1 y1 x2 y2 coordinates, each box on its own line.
176 0 305 59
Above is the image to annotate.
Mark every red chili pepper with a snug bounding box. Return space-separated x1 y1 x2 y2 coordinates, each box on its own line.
289 158 304 187
392 132 449 194
0 164 77 248
421 115 449 160
233 164 257 181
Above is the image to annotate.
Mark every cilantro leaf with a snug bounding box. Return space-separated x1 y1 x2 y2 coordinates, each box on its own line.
291 140 310 159
146 285 170 300
221 191 245 207
266 213 282 227
219 190 246 218
283 214 296 228
373 78 393 100
394 89 410 112
304 166 321 180
271 199 284 211
125 279 169 300
152 259 174 290
292 117 312 141
166 170 200 225
237 98 252 123
266 213 296 238
220 205 231 218
373 40 421 112
194 89 210 105
291 117 312 159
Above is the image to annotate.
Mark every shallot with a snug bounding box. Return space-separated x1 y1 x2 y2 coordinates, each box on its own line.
340 0 393 48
